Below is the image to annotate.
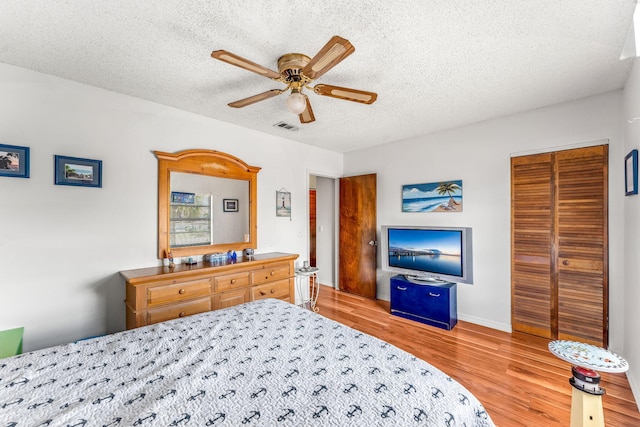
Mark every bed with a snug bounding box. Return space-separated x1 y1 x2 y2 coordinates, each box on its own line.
0 299 494 426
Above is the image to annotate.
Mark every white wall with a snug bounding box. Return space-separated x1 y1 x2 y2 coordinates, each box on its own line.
623 58 640 405
0 63 343 351
315 176 336 287
344 92 626 348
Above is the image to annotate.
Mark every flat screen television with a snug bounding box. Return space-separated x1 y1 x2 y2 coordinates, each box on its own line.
381 225 473 284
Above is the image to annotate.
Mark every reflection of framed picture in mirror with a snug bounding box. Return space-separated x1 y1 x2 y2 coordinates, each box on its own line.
171 191 195 204
54 155 102 188
223 198 238 212
0 143 29 179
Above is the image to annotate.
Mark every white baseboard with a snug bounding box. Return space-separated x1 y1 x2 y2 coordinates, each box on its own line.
457 314 512 333
377 292 390 301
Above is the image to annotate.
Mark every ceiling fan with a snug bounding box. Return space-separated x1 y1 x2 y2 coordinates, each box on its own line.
211 36 377 124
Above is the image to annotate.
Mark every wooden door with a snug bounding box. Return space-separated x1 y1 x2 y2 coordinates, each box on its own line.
511 153 554 339
555 146 608 346
511 145 608 347
309 189 317 267
339 174 377 298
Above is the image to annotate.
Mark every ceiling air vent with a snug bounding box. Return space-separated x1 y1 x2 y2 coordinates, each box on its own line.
273 121 299 132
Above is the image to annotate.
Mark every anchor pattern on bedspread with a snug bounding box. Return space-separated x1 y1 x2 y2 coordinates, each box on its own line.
0 299 493 426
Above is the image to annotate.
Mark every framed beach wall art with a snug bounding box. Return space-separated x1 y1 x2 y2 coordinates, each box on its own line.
0 144 30 179
54 155 102 188
223 199 238 212
276 189 291 218
625 149 638 196
402 180 463 212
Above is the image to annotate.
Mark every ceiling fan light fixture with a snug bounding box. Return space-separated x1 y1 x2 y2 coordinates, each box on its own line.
212 36 376 124
286 90 307 114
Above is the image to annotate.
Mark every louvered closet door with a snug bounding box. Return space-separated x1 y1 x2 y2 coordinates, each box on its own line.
555 146 608 346
511 153 554 339
511 145 608 347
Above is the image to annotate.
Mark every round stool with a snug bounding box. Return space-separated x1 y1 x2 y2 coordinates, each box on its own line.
549 340 628 427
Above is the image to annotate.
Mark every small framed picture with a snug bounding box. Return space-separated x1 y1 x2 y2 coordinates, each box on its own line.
276 190 291 218
625 149 638 196
54 155 102 188
0 144 30 178
223 199 238 212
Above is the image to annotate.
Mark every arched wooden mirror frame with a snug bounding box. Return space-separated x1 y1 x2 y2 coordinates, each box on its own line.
155 149 260 259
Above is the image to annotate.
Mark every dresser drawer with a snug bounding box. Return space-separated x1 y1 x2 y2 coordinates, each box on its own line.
214 288 250 310
252 279 290 301
146 297 211 325
147 278 212 307
215 272 250 292
251 263 291 285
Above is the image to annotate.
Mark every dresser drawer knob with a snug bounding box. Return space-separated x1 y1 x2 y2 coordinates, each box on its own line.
178 288 186 295
260 291 267 296
179 311 186 317
270 271 275 276
270 289 275 294
231 279 236 284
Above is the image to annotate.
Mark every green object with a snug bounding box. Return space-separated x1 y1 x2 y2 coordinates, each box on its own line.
0 327 24 359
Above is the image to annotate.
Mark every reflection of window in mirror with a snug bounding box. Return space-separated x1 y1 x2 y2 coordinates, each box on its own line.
170 172 249 248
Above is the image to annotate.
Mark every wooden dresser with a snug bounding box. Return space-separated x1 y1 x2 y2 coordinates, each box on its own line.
120 252 298 329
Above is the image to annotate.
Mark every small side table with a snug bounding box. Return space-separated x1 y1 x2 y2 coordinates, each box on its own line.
548 340 629 427
295 267 320 312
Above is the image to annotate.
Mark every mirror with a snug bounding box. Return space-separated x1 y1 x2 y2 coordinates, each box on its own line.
155 149 260 259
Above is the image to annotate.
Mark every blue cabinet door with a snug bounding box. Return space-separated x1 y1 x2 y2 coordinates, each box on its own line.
390 275 457 330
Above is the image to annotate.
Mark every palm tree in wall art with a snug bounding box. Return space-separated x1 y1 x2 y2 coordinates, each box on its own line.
401 180 463 212
435 182 462 210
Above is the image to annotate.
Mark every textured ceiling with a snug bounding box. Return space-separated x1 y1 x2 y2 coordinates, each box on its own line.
0 1 636 153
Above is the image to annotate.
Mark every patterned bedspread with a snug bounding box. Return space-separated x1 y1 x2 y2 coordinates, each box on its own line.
0 299 494 426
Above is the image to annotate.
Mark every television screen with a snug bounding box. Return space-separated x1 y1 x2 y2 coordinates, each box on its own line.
388 228 463 276
382 226 473 284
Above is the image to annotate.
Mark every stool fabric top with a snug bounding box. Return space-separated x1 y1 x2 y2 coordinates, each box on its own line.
549 340 628 373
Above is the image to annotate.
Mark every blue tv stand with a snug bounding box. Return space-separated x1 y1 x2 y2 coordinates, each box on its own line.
390 274 457 330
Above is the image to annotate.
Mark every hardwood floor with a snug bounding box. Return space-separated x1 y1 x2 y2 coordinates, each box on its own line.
315 285 640 426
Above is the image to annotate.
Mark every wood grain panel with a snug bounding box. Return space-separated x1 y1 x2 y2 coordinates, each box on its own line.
339 174 377 298
213 288 250 310
555 145 608 346
511 145 608 347
309 189 317 266
511 154 554 338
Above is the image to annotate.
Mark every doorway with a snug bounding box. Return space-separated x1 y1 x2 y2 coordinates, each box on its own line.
308 174 337 289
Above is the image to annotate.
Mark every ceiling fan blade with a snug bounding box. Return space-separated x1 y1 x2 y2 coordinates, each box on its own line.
313 84 377 104
301 36 355 80
212 50 281 80
228 89 284 108
299 95 315 124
